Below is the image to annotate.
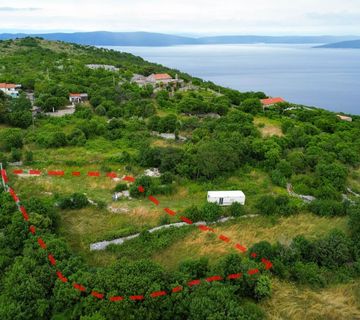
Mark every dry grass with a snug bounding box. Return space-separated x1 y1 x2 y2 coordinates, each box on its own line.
262 279 360 320
153 213 348 269
254 116 284 137
151 139 175 147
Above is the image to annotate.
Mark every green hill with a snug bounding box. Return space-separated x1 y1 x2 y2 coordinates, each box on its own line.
0 37 360 320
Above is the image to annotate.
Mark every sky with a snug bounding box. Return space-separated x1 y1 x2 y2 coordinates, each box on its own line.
0 0 359 35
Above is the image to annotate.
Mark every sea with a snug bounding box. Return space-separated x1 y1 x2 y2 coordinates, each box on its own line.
102 44 360 115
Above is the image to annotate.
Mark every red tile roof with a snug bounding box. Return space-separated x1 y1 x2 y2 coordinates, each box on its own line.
260 97 285 106
152 73 172 80
0 83 17 89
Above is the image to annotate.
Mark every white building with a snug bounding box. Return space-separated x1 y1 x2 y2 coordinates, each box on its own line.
337 114 352 122
69 93 88 105
0 83 21 98
131 73 183 87
86 64 119 72
207 191 246 206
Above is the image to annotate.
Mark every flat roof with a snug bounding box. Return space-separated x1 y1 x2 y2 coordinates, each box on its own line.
207 190 245 198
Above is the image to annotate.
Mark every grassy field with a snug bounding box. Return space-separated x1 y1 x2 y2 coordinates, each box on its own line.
254 116 284 137
261 278 360 320
153 213 348 270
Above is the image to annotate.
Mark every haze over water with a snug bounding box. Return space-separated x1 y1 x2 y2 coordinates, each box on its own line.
105 44 360 115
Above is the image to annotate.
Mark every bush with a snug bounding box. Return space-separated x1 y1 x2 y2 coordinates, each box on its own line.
58 193 89 209
25 150 33 163
0 128 23 151
160 172 174 184
114 183 128 192
179 258 209 278
226 202 245 217
308 199 346 216
10 148 21 162
202 202 222 222
290 262 327 288
254 275 272 300
256 195 277 215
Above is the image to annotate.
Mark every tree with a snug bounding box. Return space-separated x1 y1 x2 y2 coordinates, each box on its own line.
226 202 245 217
315 162 348 192
256 195 277 215
0 128 23 151
201 202 222 222
179 257 209 278
240 98 262 114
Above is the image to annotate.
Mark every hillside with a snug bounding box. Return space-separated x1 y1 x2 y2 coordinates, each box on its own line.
315 39 360 49
0 38 360 320
0 31 357 46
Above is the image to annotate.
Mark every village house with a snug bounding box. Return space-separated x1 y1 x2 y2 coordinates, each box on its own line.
69 93 88 105
0 83 21 98
86 64 119 72
207 190 246 206
131 73 183 87
260 97 285 108
337 114 353 122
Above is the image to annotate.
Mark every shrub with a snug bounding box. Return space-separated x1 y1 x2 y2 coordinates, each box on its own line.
254 275 272 300
226 202 245 217
256 195 277 215
114 183 128 192
0 128 23 151
25 150 33 163
58 193 88 209
290 262 327 288
202 202 222 222
183 205 203 222
160 172 174 184
308 199 346 216
179 258 209 278
10 148 21 162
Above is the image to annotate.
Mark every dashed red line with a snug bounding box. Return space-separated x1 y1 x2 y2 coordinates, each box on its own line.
234 243 247 253
164 208 176 216
188 279 201 287
37 238 47 249
109 296 124 302
172 286 183 293
20 206 29 221
219 234 230 243
227 273 242 280
48 254 56 266
198 225 215 232
91 291 104 299
56 271 68 283
87 171 100 177
72 171 81 176
29 169 41 175
248 268 259 275
73 283 86 292
2 168 274 304
180 216 193 224
148 195 159 205
206 275 222 282
106 172 117 178
29 225 36 234
150 290 167 298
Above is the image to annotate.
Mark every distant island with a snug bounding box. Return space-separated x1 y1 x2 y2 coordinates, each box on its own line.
0 31 358 47
315 39 360 49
